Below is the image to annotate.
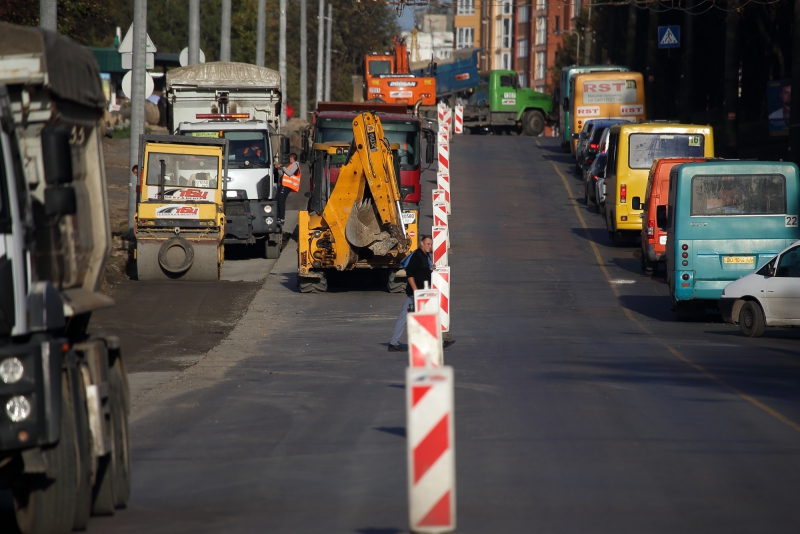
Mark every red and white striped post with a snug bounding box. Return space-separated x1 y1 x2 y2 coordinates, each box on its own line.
433 198 449 248
444 107 453 138
431 267 450 333
414 288 440 316
432 188 446 205
454 105 463 134
407 311 443 368
432 226 448 268
407 366 456 533
436 172 451 216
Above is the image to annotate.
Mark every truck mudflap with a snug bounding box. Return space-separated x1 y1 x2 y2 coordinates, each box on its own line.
0 339 65 451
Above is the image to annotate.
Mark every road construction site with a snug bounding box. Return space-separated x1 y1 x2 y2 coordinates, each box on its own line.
1 133 794 533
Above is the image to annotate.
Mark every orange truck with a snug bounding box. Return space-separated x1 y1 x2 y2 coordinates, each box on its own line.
364 36 436 107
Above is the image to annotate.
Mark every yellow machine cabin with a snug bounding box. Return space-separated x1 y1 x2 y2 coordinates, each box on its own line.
135 135 228 280
298 112 418 293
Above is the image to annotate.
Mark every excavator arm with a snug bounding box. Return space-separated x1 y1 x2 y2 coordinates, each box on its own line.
316 112 409 271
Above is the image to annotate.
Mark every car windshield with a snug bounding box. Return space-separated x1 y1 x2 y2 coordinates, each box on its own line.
369 60 392 75
146 152 219 189
591 127 607 142
629 133 705 169
184 130 269 169
592 155 607 173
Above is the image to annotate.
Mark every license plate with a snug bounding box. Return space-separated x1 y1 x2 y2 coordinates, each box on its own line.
194 179 210 188
723 256 754 264
659 235 667 245
402 211 416 224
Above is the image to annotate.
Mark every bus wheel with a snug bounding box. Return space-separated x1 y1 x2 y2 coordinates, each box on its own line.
739 301 765 337
522 110 545 136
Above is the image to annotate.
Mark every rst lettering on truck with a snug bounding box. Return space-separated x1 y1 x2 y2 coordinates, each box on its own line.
571 71 646 152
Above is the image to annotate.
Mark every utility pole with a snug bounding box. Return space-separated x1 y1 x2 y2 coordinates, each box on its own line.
316 0 325 105
324 4 332 101
189 0 200 65
221 0 231 62
583 2 592 66
678 0 695 123
256 0 266 67
625 0 637 68
789 0 800 164
280 0 287 124
300 0 308 119
645 7 658 118
722 0 741 158
39 0 57 32
128 0 148 233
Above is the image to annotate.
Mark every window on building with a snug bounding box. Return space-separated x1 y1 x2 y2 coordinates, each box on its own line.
535 0 545 9
519 73 527 88
518 39 529 58
457 0 475 15
518 5 529 23
535 16 546 45
497 51 512 70
497 18 512 49
535 85 545 93
502 0 513 15
555 16 560 32
535 51 546 80
457 27 475 49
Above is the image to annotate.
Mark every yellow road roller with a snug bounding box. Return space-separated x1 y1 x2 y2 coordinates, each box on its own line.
135 135 228 280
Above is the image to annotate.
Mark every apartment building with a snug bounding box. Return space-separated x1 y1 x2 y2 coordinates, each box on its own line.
454 0 480 54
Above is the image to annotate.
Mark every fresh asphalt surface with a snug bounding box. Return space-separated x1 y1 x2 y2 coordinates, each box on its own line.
14 135 800 532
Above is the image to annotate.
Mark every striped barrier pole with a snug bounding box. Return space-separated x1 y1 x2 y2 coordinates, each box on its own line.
432 226 448 268
407 365 456 533
444 107 453 137
433 198 449 248
432 188 446 205
431 267 450 333
454 106 463 134
436 171 451 215
407 311 443 368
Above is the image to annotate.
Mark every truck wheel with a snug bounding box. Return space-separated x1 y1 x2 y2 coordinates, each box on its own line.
109 358 131 508
522 110 545 136
739 301 765 337
298 272 327 293
91 442 115 515
14 372 78 534
386 270 407 293
266 234 282 259
72 366 93 530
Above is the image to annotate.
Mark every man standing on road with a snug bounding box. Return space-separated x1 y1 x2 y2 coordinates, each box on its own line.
388 236 455 352
275 153 301 225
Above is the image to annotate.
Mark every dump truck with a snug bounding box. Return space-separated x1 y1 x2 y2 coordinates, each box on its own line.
135 135 228 280
363 37 437 108
167 62 284 258
0 23 130 533
409 47 481 105
298 112 418 293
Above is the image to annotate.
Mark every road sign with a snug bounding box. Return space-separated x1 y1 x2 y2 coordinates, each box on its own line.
118 24 157 70
658 26 680 49
121 71 154 100
179 47 207 67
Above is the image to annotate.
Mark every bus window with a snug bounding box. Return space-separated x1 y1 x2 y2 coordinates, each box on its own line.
629 134 704 169
690 174 786 216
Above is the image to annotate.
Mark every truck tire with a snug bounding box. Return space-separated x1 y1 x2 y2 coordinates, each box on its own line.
91 440 115 515
72 366 93 530
522 110 545 136
298 272 327 293
14 372 78 534
266 234 282 259
109 357 131 508
386 270 407 293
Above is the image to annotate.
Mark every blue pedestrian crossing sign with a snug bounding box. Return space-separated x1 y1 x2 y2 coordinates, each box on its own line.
658 26 680 49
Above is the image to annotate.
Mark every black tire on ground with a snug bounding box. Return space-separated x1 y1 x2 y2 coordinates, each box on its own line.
72 365 93 530
14 372 78 534
386 270 407 293
91 448 115 515
739 301 766 337
611 231 626 247
109 358 131 508
522 110 545 137
298 273 327 293
266 234 282 259
640 252 654 275
561 141 570 153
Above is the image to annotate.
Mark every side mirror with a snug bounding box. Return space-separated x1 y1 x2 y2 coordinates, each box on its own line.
280 136 290 165
656 205 667 229
631 197 641 210
572 133 580 140
42 126 73 185
45 186 77 217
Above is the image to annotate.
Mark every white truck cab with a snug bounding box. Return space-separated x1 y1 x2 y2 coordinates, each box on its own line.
720 240 800 337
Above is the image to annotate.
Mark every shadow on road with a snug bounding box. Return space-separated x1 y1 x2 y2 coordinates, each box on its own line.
374 426 406 438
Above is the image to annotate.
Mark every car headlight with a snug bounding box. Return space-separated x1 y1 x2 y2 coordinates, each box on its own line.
6 396 31 422
0 358 23 384
265 217 274 225
263 205 273 214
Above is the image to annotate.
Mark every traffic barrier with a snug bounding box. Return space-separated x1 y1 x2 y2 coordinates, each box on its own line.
433 198 449 248
436 171 451 215
414 288 441 316
432 188 446 205
454 105 463 134
443 107 453 137
407 311 443 368
431 267 450 333
406 365 456 533
432 225 448 268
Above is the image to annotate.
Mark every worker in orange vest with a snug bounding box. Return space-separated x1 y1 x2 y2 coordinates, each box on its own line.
275 152 301 225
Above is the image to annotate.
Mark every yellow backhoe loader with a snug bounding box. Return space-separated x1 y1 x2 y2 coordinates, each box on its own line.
298 112 419 293
135 135 228 280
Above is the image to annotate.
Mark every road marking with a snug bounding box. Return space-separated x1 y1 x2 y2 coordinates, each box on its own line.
544 152 800 435
610 279 636 285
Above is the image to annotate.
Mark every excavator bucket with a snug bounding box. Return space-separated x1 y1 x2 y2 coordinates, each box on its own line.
345 199 398 255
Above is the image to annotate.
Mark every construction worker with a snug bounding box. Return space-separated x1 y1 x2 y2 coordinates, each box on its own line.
275 152 301 225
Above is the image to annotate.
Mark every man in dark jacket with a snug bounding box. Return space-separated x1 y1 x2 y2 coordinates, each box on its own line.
388 235 455 351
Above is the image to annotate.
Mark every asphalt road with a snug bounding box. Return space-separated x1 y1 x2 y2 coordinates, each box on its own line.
51 134 800 533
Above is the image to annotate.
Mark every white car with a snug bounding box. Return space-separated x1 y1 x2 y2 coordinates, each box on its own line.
720 241 800 337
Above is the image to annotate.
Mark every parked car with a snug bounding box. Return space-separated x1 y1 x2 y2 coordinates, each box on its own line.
572 120 598 174
720 240 800 337
584 153 607 210
576 119 632 176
